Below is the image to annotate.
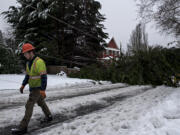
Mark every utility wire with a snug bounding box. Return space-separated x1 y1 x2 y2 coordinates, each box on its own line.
7 0 104 66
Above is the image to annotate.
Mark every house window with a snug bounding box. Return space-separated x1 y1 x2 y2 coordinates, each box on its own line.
106 50 109 55
117 51 120 56
109 50 112 55
116 52 118 56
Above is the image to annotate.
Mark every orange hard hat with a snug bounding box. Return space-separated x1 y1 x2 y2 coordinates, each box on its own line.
22 43 35 53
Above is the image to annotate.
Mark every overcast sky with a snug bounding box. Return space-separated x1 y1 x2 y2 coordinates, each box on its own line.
0 0 174 50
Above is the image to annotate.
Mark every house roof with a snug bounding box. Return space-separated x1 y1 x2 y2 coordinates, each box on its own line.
108 38 119 49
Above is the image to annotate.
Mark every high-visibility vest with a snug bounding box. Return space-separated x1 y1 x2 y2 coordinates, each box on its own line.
26 57 47 88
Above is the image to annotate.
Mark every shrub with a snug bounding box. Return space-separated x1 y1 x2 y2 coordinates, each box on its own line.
69 46 180 86
0 46 21 74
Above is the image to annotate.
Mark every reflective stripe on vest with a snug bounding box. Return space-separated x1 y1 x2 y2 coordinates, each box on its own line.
40 71 47 75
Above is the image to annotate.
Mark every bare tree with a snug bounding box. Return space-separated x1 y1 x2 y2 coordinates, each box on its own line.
128 23 149 54
136 0 180 38
0 30 4 46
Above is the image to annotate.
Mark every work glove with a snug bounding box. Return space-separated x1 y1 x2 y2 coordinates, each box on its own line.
20 85 25 94
40 90 46 98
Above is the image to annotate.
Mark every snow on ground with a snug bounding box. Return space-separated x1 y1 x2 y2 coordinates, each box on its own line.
0 74 112 105
130 88 180 135
0 85 150 128
0 74 110 91
0 83 127 105
37 86 180 135
0 74 180 135
0 74 124 106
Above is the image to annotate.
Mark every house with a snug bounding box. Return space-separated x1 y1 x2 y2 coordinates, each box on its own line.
100 38 120 60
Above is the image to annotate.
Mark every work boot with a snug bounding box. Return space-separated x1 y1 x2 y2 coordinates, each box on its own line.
40 115 53 124
11 127 27 135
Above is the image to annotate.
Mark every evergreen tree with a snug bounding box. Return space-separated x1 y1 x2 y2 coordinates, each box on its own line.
0 30 21 74
3 0 108 66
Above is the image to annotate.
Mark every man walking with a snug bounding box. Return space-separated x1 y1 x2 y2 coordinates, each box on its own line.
12 43 52 135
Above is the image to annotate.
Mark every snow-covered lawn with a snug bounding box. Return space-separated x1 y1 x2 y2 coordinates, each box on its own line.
0 74 180 135
0 74 107 90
